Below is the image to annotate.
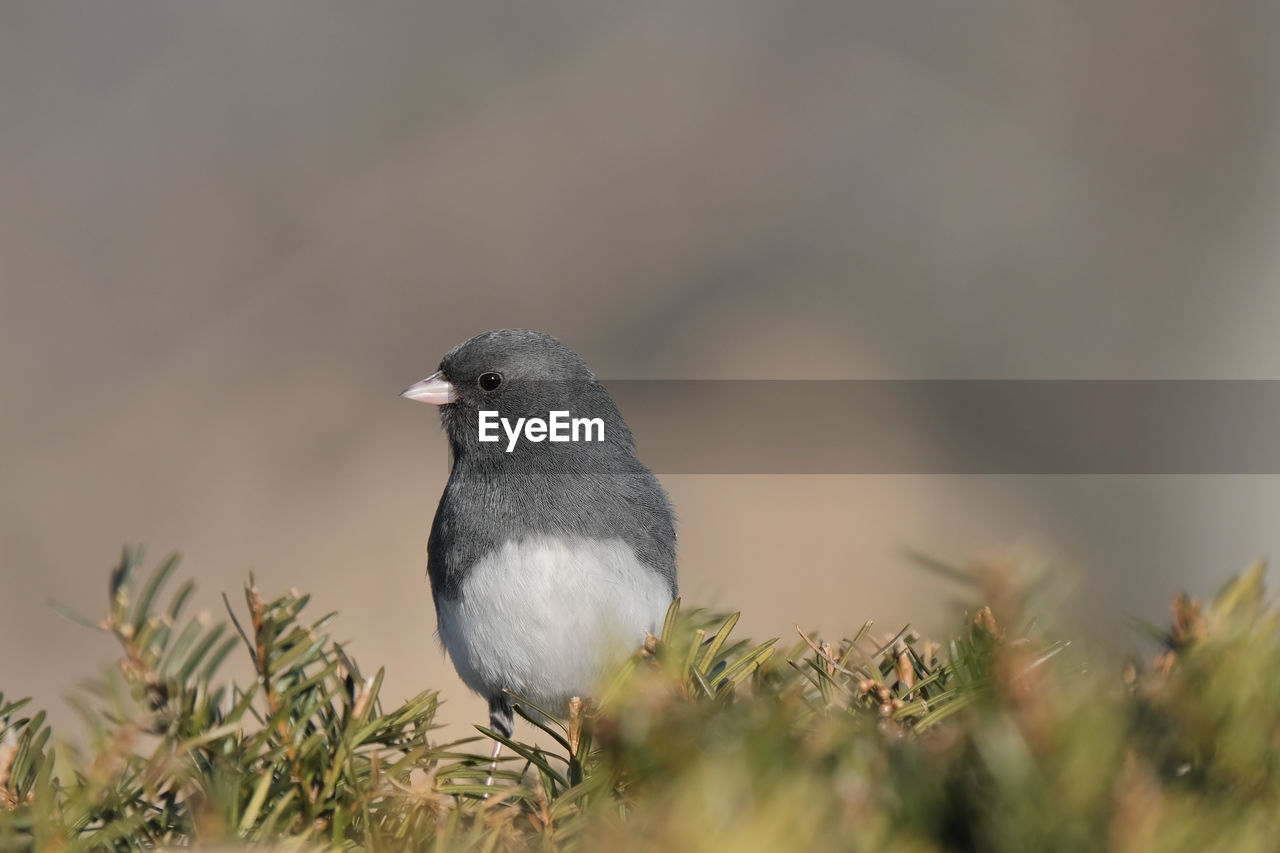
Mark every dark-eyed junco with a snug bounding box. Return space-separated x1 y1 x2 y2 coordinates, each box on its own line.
402 329 678 746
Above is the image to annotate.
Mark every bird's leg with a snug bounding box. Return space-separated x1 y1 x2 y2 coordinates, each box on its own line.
484 738 503 788
485 696 514 789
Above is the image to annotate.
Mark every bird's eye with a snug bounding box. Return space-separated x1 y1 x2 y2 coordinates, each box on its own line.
477 372 503 392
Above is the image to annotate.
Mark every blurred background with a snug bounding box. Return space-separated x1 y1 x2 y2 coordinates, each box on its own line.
3 2 1279 739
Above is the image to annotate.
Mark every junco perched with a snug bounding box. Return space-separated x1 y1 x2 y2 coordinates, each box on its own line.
402 329 678 747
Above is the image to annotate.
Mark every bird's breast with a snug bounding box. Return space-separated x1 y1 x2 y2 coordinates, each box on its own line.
435 535 672 712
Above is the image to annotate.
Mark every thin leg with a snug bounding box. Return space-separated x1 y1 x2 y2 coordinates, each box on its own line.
485 696 514 788
484 737 503 788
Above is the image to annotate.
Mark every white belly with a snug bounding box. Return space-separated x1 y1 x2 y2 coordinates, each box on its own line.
436 535 672 713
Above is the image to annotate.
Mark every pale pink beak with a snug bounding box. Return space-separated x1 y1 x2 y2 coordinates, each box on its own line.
401 370 457 405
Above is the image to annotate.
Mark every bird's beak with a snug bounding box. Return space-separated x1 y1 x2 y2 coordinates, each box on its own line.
401 370 457 405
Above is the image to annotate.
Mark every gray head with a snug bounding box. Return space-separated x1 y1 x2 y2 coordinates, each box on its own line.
403 329 634 465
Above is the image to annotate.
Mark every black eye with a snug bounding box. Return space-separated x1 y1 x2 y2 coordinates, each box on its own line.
477 372 503 392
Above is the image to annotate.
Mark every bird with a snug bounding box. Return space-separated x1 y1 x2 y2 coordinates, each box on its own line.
401 329 678 761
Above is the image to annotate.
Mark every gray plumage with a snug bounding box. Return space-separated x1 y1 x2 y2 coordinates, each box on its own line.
409 329 677 738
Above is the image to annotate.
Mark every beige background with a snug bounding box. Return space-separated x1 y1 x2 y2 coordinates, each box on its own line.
3 2 1279 739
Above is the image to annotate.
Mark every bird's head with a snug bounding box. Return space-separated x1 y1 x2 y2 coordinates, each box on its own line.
402 329 633 462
